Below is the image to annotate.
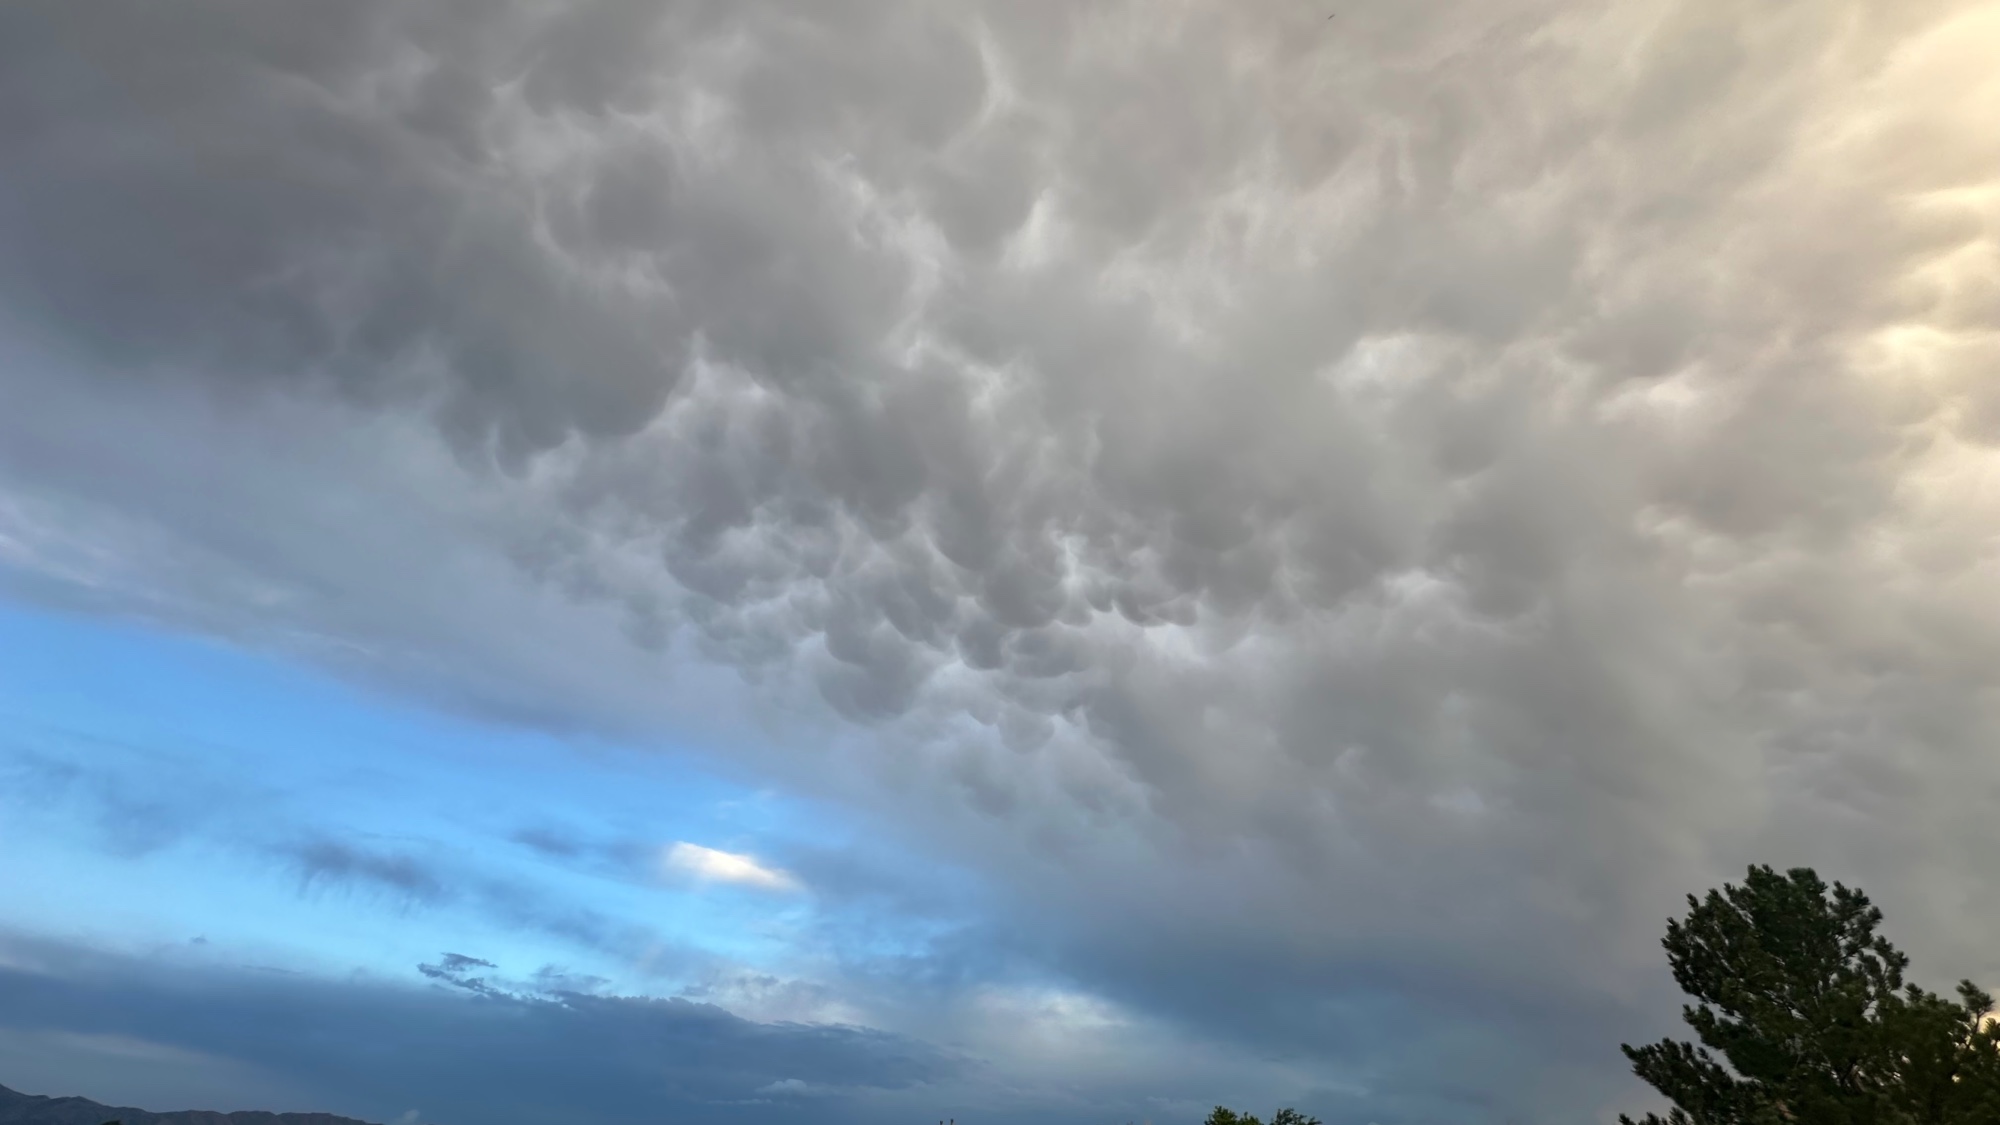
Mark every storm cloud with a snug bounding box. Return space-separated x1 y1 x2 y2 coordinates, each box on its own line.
2 0 1998 1122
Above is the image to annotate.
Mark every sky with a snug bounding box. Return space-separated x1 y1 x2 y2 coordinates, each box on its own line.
1 1 1998 1122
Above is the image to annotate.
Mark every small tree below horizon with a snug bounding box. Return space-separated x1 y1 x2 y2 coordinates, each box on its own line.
1204 1105 1321 1125
1621 865 2000 1125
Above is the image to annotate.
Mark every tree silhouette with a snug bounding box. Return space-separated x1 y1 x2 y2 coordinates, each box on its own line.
1204 1105 1321 1125
1622 865 2000 1124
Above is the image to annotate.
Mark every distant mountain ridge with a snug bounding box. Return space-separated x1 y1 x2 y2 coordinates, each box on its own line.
0 1084 386 1125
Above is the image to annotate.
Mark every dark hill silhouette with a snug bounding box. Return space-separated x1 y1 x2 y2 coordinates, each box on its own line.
0 1083 392 1125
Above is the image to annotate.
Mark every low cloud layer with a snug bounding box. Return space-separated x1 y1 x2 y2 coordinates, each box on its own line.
0 937 959 1125
2 1 1998 1122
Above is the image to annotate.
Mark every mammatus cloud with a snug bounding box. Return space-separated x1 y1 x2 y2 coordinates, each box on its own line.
664 843 801 893
1 0 1998 1122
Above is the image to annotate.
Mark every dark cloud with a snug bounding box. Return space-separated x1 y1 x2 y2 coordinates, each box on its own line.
1 0 1998 1122
289 841 452 906
509 827 659 883
271 838 704 971
0 938 960 1125
423 952 496 977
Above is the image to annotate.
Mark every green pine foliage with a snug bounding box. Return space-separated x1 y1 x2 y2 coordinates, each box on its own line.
1622 865 2000 1125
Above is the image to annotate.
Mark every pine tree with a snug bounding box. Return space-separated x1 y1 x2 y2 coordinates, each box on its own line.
1621 865 2000 1125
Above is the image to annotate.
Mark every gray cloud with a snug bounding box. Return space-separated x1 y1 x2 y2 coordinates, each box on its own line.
290 841 453 906
510 826 660 882
3 0 1999 1122
0 938 961 1125
278 839 658 958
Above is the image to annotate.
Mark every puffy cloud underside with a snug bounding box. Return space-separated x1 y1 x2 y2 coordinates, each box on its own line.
2 0 1999 1120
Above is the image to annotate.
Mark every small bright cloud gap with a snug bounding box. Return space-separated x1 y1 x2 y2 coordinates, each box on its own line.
664 843 802 893
0 2 1997 1124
